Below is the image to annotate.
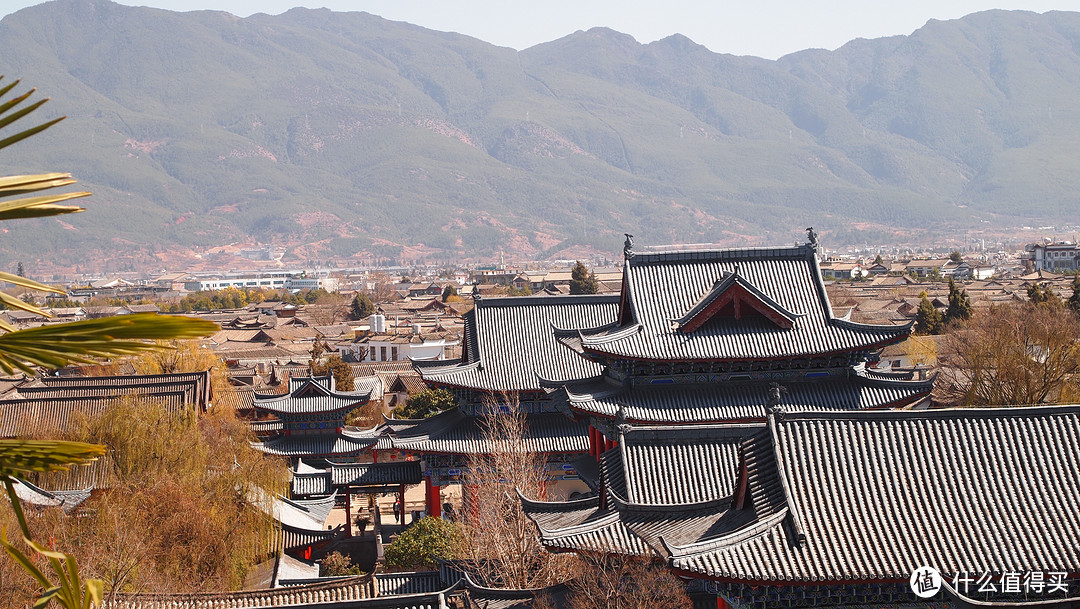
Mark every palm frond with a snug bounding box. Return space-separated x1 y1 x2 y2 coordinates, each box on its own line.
0 440 105 479
0 314 218 374
0 191 88 221
0 173 78 196
0 291 50 317
0 271 64 295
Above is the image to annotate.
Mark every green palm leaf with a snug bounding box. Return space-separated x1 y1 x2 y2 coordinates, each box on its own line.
0 440 105 478
0 314 219 374
0 271 64 295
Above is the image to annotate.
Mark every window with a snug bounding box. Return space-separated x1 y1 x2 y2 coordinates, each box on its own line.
391 346 399 360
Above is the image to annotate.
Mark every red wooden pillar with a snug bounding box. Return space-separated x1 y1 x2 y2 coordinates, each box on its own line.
372 449 379 463
717 596 732 609
425 476 442 518
464 483 480 520
344 486 352 538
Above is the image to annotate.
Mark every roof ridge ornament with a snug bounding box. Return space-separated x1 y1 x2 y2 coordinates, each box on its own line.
471 279 482 302
766 382 788 415
623 233 634 260
806 227 819 252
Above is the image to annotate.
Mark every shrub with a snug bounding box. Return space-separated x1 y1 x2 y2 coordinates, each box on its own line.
384 517 464 570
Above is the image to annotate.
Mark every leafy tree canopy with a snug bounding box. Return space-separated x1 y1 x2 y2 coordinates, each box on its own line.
350 292 375 319
915 295 944 336
394 388 456 419
384 517 464 570
310 353 355 392
441 284 457 302
944 277 973 325
569 261 599 295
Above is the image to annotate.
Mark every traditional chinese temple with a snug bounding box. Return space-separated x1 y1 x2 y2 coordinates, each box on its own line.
249 375 422 542
512 236 1078 607
404 293 620 515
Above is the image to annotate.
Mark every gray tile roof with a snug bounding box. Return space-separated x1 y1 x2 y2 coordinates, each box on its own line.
668 405 1080 583
414 295 618 392
569 245 911 362
11 479 92 514
253 375 379 415
460 573 571 609
102 574 375 608
38 370 212 410
521 493 736 557
0 393 188 438
561 369 933 423
291 461 424 496
612 424 760 506
252 434 378 457
374 571 445 596
389 409 588 455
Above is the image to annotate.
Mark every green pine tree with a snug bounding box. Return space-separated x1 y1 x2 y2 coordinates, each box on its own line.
350 292 375 319
569 261 599 295
915 295 944 335
944 277 973 324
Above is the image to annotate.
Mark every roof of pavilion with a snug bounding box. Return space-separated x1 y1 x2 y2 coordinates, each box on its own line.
291 460 424 496
412 294 619 393
522 422 760 556
557 364 933 424
557 244 912 362
389 408 588 455
10 479 93 514
252 375 380 415
250 429 382 457
524 404 1080 588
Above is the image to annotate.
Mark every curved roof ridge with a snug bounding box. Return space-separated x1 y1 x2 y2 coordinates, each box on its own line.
661 508 789 558
632 243 814 264
780 403 1080 422
831 316 915 334
610 492 734 514
476 293 620 308
516 488 601 511
578 322 642 345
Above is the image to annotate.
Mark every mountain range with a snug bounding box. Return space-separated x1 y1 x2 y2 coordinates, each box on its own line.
1 0 1079 271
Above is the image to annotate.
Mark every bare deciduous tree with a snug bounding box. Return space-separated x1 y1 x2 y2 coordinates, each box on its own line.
567 554 692 609
938 302 1080 406
305 292 350 326
462 392 580 589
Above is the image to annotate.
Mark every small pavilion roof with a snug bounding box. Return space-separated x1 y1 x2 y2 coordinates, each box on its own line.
390 408 588 455
559 366 933 423
413 294 618 393
291 461 424 496
251 433 379 457
10 479 93 514
252 375 379 415
563 244 911 362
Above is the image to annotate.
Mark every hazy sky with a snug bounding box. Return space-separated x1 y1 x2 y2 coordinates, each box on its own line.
0 0 1076 59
